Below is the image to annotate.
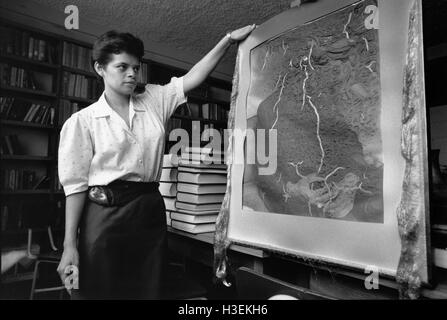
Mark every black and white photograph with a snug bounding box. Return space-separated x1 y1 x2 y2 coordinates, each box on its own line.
1 0 447 306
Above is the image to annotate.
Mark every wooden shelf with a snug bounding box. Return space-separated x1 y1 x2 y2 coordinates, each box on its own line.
0 85 57 98
0 190 52 195
167 226 268 258
171 114 227 125
433 224 447 235
0 155 54 161
0 119 54 129
0 53 58 70
61 95 96 104
62 65 97 77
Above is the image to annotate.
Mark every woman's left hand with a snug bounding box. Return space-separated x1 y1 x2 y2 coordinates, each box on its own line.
229 24 257 43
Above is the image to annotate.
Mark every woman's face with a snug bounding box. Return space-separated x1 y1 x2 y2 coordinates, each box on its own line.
96 52 140 96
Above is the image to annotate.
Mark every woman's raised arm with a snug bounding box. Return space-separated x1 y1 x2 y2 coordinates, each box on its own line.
183 24 256 94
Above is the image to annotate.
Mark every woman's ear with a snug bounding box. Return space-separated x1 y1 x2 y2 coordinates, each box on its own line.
94 61 104 77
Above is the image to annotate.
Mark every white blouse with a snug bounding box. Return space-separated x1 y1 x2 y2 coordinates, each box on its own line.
58 77 186 196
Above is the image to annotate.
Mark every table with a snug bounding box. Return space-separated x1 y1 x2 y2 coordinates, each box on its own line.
167 226 268 273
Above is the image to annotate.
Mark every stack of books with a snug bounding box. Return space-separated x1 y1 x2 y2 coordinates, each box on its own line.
170 147 227 234
160 154 178 227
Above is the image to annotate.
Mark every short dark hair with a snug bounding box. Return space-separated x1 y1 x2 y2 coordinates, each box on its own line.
91 30 144 68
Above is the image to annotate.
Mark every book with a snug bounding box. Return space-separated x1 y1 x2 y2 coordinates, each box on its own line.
7 98 32 121
23 103 37 121
166 211 172 226
178 159 226 170
185 146 224 156
191 120 200 134
177 192 224 204
187 102 200 118
0 139 8 155
170 212 217 224
1 205 8 231
175 201 222 212
163 197 176 211
159 182 177 197
159 168 178 182
3 135 22 155
0 97 14 118
177 183 226 195
201 103 209 119
28 104 43 123
163 153 179 168
171 220 215 234
181 152 224 164
177 172 227 185
38 39 46 61
178 166 226 175
3 136 15 155
434 248 447 269
174 207 220 215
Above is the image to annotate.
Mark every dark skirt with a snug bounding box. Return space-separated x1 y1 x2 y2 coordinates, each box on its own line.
73 188 167 300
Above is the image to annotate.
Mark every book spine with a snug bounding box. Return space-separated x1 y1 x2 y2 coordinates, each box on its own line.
38 39 46 61
1 205 8 231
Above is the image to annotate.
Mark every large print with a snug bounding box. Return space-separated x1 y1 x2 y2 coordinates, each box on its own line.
243 0 382 222
222 0 430 284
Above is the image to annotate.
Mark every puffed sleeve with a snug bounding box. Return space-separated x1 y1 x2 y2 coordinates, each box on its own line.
58 113 93 196
146 76 187 124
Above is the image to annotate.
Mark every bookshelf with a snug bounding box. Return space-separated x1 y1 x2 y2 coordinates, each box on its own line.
152 62 231 156
0 19 231 283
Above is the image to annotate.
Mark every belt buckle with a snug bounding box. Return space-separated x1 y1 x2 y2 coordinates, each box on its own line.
89 186 112 206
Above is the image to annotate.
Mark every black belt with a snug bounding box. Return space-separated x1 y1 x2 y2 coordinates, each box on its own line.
88 180 160 207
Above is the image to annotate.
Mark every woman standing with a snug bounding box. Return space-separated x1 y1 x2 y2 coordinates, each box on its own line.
57 25 255 299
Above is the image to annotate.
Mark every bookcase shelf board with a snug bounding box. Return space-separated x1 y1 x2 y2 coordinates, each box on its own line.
433 224 447 235
0 155 55 161
0 54 58 70
0 86 57 98
0 190 52 195
61 95 96 104
170 114 227 125
0 119 54 130
61 66 97 78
